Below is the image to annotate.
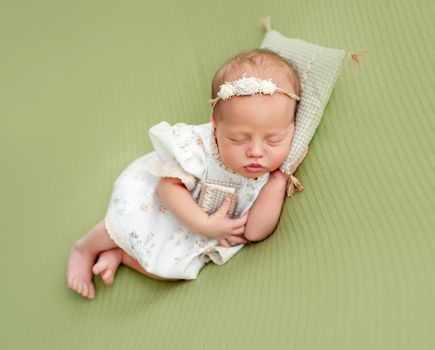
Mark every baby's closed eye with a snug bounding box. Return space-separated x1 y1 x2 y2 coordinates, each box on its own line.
227 137 284 145
266 137 284 145
228 137 249 144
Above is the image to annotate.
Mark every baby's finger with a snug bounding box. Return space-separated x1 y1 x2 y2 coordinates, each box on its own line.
231 226 245 235
218 238 231 248
231 211 249 228
228 236 249 245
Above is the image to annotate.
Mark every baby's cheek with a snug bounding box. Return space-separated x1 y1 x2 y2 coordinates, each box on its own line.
273 145 291 167
220 147 239 167
281 144 292 159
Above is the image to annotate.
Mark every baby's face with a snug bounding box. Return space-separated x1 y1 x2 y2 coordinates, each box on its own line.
211 93 296 179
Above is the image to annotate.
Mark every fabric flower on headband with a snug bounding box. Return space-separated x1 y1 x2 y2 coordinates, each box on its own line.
209 73 300 111
218 83 236 100
220 76 275 100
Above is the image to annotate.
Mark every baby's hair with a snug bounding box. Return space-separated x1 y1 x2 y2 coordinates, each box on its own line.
211 48 301 116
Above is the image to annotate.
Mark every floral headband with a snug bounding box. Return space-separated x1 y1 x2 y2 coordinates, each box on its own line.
209 73 301 111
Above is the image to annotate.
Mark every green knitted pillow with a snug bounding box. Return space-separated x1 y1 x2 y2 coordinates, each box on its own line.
258 17 362 196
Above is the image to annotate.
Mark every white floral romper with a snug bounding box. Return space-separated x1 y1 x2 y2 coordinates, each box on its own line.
104 121 269 279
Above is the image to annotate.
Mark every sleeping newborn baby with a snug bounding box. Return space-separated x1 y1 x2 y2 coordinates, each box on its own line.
67 48 305 299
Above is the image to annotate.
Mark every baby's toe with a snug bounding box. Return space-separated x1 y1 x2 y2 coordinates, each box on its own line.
82 283 89 297
80 281 87 297
102 269 113 286
88 285 95 300
83 283 95 300
92 263 103 275
74 279 81 293
102 269 112 279
69 277 77 291
107 275 115 286
75 280 83 295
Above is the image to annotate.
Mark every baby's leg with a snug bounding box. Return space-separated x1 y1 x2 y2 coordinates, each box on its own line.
92 248 123 286
67 219 118 300
94 249 181 283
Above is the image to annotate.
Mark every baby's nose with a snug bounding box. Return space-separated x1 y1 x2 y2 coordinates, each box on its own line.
246 142 265 158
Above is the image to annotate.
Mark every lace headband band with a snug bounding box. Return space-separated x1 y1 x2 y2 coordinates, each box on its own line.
209 74 300 111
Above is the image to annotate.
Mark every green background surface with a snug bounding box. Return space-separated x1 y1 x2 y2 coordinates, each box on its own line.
1 0 434 349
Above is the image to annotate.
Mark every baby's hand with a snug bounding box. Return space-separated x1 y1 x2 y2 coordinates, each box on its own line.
201 196 250 246
270 169 290 181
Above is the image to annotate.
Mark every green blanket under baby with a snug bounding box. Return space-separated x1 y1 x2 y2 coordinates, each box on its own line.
1 1 435 349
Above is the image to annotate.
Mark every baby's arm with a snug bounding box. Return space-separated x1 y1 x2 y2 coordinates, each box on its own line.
243 170 288 242
156 177 249 243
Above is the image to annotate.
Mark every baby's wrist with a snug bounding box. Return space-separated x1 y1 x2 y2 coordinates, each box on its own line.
196 213 215 238
270 169 290 182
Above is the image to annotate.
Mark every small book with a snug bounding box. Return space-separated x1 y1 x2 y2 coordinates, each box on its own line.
197 179 240 218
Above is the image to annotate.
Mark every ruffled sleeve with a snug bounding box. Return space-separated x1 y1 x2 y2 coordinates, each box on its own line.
144 121 207 191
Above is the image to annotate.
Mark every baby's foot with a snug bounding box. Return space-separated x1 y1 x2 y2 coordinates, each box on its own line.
92 249 123 286
67 240 96 300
